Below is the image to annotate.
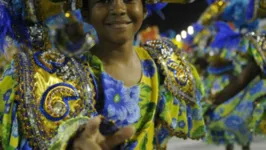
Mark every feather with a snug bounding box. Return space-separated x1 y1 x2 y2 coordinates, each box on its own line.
0 2 13 54
245 0 256 21
146 3 168 19
210 21 242 50
206 0 216 5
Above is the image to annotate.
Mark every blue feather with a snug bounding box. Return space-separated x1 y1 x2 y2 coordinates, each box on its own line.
210 21 242 50
222 0 249 27
221 0 258 30
146 3 168 19
192 23 204 33
0 2 13 54
246 0 255 21
206 0 216 5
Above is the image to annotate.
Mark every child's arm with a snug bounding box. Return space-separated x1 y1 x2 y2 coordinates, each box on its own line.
212 33 266 106
212 61 260 105
57 117 134 150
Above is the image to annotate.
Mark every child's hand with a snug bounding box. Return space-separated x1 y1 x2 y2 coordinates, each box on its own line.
72 116 135 150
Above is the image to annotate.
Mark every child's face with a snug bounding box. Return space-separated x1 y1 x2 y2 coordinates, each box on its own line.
86 0 145 44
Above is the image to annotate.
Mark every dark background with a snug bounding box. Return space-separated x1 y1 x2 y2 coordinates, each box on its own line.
143 0 208 33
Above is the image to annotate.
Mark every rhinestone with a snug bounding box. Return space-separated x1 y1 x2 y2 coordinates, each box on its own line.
52 101 66 116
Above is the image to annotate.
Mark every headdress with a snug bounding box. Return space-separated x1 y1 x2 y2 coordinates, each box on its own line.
197 0 265 55
200 0 265 27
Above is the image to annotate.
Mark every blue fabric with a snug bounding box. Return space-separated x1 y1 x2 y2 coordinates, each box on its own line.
20 139 32 150
210 21 242 50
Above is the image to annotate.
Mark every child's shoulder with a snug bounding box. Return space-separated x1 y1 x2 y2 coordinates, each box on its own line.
142 38 202 105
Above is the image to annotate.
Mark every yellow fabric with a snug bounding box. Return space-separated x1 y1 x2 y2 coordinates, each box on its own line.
89 47 205 149
0 46 205 150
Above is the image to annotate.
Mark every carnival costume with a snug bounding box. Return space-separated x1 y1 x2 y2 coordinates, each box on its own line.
194 0 266 146
0 0 205 149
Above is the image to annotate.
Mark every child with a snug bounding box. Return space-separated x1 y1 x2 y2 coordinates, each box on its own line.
0 0 205 149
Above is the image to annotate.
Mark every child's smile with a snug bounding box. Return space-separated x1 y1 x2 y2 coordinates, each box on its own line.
104 20 132 30
87 0 145 44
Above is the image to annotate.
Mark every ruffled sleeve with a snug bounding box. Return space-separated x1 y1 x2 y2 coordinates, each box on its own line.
0 62 20 150
49 116 90 150
246 34 266 76
156 63 205 145
143 38 205 148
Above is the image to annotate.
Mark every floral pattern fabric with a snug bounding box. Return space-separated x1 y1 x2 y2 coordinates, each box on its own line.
90 47 205 149
205 77 266 145
0 46 205 150
204 46 266 146
101 72 141 127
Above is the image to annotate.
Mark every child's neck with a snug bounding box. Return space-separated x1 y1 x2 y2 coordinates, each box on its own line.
91 40 142 87
91 40 136 66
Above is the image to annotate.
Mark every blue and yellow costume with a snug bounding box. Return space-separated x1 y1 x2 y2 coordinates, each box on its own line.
0 0 205 149
196 0 266 146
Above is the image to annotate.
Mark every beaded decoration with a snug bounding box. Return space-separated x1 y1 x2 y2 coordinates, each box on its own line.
39 83 81 121
143 38 197 105
34 50 67 74
15 51 97 149
246 32 266 75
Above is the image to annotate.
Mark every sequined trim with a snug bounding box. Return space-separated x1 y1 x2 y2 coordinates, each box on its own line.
33 51 67 74
156 120 205 140
246 33 266 75
14 51 97 149
143 39 197 105
15 52 48 149
39 83 80 121
70 58 97 117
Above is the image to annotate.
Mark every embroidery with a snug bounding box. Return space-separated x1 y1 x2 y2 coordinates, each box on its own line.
39 83 80 121
143 38 197 104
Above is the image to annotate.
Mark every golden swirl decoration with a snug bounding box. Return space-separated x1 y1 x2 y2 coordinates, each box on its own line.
143 39 197 104
40 83 82 121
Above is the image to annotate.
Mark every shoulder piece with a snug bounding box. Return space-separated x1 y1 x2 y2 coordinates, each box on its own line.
143 38 198 105
246 32 266 75
14 50 98 149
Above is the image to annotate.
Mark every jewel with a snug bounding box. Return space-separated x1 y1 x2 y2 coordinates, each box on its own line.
52 101 66 116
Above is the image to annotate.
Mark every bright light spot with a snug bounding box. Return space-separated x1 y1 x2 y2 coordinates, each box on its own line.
181 30 187 39
175 34 182 41
187 26 194 35
218 1 224 6
65 12 70 18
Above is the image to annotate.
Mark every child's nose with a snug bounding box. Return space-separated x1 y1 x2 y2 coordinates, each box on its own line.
110 0 126 16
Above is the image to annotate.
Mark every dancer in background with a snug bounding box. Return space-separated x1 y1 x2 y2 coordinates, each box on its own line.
195 0 266 150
